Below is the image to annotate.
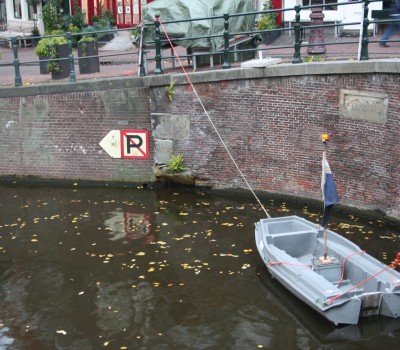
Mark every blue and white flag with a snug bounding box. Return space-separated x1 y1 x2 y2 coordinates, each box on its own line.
321 151 339 228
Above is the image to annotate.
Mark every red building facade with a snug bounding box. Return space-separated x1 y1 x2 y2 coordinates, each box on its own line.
78 0 154 27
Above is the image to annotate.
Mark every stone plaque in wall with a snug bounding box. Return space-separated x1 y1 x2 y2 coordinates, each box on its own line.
339 89 388 124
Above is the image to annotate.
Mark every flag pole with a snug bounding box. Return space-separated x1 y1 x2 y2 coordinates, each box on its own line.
321 134 332 264
322 148 330 262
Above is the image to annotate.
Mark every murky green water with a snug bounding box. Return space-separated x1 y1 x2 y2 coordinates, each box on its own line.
0 184 399 349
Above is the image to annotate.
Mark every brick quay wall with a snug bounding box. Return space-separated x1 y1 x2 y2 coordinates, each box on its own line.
0 60 399 220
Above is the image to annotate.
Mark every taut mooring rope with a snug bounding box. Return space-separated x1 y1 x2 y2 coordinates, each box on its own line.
157 18 271 218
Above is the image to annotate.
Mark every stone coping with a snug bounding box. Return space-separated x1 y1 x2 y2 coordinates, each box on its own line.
1 59 399 98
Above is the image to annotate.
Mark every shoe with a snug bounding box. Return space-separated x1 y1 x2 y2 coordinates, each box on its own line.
379 42 389 47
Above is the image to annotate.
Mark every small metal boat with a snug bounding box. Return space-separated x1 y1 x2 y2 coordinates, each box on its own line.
255 215 400 325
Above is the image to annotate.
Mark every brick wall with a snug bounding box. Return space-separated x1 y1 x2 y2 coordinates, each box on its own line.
0 85 154 183
150 71 399 220
0 65 398 220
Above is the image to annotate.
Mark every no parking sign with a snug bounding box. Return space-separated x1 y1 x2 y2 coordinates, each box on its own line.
99 129 149 159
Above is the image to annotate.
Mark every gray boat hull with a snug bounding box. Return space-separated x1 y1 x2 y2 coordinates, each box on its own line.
255 215 400 325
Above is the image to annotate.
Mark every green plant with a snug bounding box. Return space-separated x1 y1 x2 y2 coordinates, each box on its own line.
41 0 62 33
102 9 115 26
78 35 96 56
71 0 86 30
257 0 277 30
35 35 68 73
303 55 325 62
35 37 53 57
91 15 100 24
167 154 186 173
47 61 61 73
131 27 140 37
31 26 40 37
165 81 176 101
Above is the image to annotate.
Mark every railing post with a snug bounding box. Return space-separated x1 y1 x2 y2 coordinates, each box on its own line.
222 13 231 69
67 32 76 82
292 5 303 64
359 0 370 60
12 37 22 87
154 15 163 75
138 23 146 77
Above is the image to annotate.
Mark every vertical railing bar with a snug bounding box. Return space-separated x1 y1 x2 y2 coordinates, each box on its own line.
359 0 370 60
154 15 163 75
292 5 303 64
222 13 231 69
12 37 22 87
67 32 77 82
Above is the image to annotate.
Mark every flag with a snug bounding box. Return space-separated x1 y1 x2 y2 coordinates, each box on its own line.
321 151 340 228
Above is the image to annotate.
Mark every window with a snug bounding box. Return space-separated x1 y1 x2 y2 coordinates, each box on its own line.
302 0 337 10
13 0 22 18
0 0 7 26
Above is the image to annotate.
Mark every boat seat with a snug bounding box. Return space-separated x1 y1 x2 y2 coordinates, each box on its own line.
272 231 318 259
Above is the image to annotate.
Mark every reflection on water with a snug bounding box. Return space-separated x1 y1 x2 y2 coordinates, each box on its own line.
0 184 399 349
105 210 154 243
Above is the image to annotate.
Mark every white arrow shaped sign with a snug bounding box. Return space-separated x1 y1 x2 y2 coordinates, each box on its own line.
99 130 121 158
99 130 150 159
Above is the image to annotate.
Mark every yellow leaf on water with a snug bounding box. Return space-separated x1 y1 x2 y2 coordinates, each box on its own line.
179 212 189 216
136 252 145 256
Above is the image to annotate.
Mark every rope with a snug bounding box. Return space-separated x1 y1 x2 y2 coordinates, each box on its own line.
337 250 366 286
157 18 271 218
326 252 400 305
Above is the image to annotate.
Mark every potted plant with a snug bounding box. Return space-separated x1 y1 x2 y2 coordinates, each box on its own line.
102 9 115 27
31 26 41 47
77 35 100 74
257 0 280 45
35 35 69 79
131 27 141 48
35 37 52 74
91 15 100 27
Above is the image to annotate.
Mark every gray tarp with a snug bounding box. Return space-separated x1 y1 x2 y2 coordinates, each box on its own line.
142 0 257 51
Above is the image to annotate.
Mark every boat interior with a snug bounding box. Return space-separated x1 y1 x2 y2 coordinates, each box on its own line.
262 218 400 295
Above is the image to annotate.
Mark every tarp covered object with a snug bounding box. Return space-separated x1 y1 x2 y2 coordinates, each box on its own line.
142 0 257 50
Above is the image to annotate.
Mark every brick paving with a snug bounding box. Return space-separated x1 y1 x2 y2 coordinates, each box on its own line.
0 32 399 88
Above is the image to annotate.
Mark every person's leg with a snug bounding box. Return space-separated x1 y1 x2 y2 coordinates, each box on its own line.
381 23 395 42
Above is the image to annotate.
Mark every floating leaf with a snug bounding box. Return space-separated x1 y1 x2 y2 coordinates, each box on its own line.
220 253 239 258
56 330 67 335
136 252 145 256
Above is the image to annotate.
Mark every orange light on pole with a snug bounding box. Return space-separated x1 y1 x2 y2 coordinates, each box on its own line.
321 133 329 143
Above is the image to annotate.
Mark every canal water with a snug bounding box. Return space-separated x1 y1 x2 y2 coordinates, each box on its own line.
0 184 399 350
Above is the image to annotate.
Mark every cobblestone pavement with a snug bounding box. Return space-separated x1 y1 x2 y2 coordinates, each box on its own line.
0 32 399 88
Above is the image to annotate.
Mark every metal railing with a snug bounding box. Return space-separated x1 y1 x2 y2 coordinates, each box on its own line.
0 0 398 87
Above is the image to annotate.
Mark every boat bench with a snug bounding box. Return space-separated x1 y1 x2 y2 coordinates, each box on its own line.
270 230 317 259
